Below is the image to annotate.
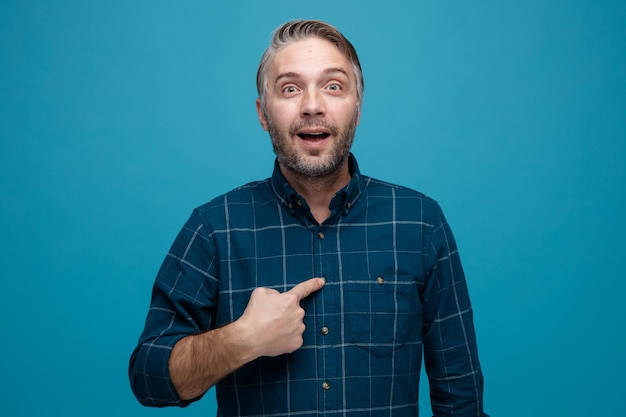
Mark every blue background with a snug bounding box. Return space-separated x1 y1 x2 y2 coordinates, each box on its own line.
1 1 625 416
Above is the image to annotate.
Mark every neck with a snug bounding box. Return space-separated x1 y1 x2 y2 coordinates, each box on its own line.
280 160 351 224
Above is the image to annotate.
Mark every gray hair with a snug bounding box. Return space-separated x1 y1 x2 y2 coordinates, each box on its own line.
256 20 364 112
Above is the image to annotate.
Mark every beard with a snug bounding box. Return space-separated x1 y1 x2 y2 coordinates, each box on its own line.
267 111 359 178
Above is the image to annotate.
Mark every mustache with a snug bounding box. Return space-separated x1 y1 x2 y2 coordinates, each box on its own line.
289 119 339 137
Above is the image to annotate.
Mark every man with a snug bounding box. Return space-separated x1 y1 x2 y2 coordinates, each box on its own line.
129 19 488 416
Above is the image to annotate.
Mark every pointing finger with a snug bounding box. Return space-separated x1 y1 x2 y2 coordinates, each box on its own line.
287 277 325 301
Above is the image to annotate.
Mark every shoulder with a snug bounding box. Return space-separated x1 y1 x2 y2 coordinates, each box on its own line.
358 175 453 246
185 178 274 229
360 175 441 211
195 178 272 212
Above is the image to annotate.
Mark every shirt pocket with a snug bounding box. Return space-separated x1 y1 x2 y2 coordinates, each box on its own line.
345 274 420 357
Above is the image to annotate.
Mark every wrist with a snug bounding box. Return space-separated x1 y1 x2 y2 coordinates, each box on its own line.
224 318 261 364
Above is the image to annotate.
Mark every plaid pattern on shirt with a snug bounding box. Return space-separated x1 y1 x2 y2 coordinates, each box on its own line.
129 155 488 416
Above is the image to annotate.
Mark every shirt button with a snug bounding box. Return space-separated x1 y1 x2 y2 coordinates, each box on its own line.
318 231 325 240
377 276 385 285
297 200 303 207
321 326 329 335
322 381 330 390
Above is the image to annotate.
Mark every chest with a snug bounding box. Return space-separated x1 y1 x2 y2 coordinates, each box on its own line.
212 207 429 326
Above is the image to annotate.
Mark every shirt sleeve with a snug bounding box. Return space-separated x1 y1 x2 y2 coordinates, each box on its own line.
128 209 219 407
422 203 489 417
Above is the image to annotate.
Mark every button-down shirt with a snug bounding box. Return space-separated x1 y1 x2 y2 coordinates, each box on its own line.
129 155 488 416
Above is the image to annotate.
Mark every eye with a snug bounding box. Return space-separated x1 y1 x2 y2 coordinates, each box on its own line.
327 83 342 91
282 85 299 94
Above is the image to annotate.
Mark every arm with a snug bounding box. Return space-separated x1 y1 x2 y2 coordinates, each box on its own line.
169 278 325 400
129 210 324 406
422 204 488 417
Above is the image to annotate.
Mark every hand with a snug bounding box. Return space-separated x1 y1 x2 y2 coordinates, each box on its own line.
238 277 325 358
168 277 325 400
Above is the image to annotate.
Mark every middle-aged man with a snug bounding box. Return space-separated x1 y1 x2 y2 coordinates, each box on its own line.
130 19 489 416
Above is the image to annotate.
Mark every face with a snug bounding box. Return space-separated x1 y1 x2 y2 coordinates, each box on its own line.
256 37 361 179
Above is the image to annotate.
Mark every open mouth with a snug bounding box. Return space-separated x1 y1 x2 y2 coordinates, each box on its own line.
297 131 331 141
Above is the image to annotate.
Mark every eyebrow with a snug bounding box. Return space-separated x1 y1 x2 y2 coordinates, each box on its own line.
274 67 350 86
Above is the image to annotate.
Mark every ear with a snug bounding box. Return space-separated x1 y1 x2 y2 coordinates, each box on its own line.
256 98 269 131
355 106 361 126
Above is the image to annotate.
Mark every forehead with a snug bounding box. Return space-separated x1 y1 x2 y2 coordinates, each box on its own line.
268 37 353 79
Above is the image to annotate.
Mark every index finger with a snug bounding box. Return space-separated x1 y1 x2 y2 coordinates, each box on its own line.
287 277 325 301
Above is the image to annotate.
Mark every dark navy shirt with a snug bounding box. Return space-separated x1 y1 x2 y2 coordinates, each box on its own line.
129 155 488 416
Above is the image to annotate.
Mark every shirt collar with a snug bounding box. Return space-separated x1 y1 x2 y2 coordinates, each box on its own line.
270 153 363 218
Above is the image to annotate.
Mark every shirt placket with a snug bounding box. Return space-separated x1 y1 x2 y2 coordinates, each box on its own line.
312 222 341 413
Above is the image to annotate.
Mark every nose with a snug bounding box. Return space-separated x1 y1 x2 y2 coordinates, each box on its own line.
300 88 325 118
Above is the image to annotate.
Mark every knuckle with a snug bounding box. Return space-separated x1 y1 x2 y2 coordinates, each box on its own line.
300 283 310 294
284 292 299 303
